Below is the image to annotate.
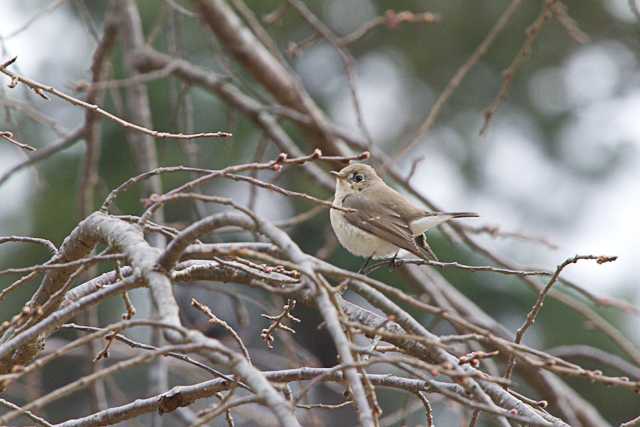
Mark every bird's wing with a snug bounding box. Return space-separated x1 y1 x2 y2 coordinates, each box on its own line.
341 190 422 256
410 211 479 235
359 184 447 236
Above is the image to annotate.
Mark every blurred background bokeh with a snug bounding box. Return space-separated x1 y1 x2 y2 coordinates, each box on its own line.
1 0 639 425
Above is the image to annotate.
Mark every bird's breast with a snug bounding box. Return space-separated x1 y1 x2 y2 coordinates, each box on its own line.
329 208 397 258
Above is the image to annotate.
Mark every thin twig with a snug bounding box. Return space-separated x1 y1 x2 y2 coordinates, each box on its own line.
417 391 434 427
0 235 57 254
191 298 252 363
0 253 125 276
60 322 240 386
260 299 300 350
622 414 640 427
480 0 557 135
0 126 85 188
287 0 374 148
0 130 36 151
0 397 53 427
366 257 551 277
0 57 231 140
1 0 66 40
504 254 618 380
288 9 439 55
551 1 589 44
388 0 524 165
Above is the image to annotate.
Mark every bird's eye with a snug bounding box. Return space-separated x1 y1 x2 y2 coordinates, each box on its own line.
353 173 364 183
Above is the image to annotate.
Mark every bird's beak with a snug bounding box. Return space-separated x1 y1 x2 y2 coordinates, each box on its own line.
330 171 343 180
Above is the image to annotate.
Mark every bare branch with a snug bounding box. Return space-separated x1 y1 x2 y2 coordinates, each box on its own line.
505 255 618 380
0 130 36 151
0 397 53 427
0 235 57 254
0 57 231 140
191 297 252 362
389 0 524 164
260 299 300 349
480 0 556 135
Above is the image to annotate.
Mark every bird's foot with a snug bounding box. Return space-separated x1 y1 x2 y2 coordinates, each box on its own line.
356 255 373 275
388 251 401 270
359 252 402 275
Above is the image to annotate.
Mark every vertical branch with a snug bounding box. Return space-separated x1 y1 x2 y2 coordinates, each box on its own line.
166 8 207 220
116 2 168 426
479 0 556 135
116 0 165 236
286 0 374 148
314 280 376 427
78 3 117 217
77 6 119 412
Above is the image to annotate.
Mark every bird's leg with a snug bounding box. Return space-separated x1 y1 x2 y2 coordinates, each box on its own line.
338 255 373 293
361 252 400 275
389 250 400 270
357 254 374 275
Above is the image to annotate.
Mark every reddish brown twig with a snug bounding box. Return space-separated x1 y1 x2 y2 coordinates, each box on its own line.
480 0 556 136
191 298 252 363
551 1 589 44
288 9 439 56
458 350 500 367
260 299 300 349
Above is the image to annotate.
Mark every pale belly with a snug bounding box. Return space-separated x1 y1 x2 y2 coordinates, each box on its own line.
330 209 398 258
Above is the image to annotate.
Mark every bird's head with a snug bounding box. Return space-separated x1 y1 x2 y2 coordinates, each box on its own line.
331 163 381 193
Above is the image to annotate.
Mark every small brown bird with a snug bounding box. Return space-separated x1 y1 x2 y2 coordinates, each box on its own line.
330 163 478 262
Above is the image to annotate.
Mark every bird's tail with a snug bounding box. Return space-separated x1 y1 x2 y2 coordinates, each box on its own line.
410 211 479 236
412 212 478 261
439 211 479 219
